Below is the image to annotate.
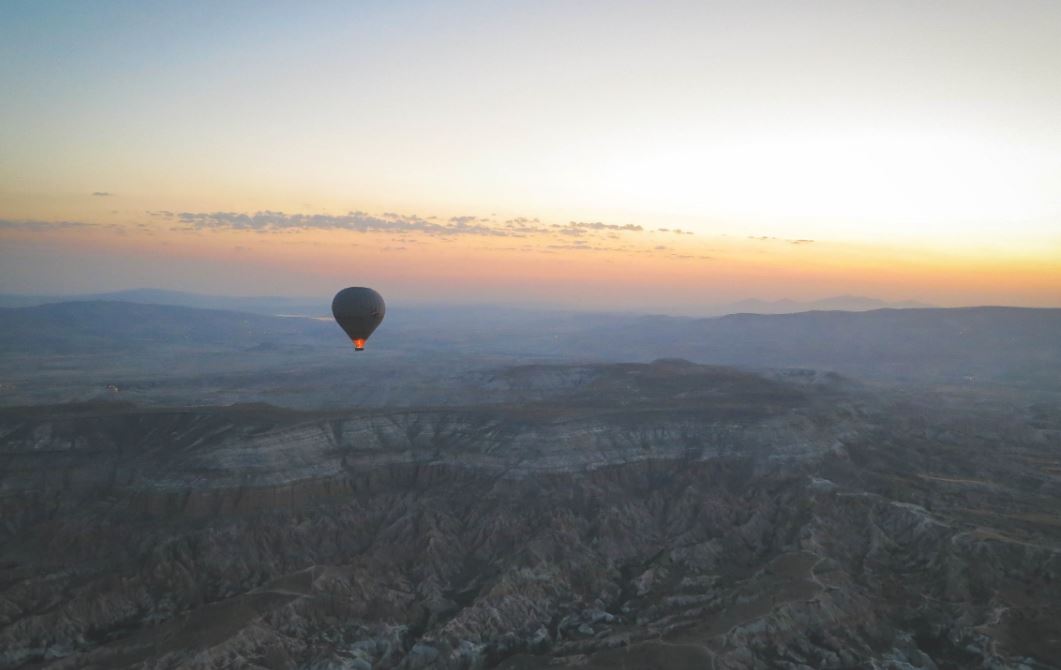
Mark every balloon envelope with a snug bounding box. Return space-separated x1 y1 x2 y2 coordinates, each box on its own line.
331 287 386 351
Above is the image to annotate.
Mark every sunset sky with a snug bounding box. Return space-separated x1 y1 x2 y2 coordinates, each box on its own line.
2 1 1059 313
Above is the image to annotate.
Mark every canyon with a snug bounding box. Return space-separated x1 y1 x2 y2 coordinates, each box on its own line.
2 361 1058 668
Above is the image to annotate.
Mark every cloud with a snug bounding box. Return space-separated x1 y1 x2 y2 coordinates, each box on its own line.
555 225 585 237
502 218 552 236
91 191 113 197
549 221 644 238
156 210 522 238
0 219 96 231
4 212 702 265
670 253 713 260
150 210 651 242
547 243 598 251
748 235 815 244
566 221 643 232
449 215 487 225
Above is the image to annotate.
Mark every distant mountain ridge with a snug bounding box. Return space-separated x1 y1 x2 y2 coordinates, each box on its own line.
717 294 932 314
0 289 933 317
0 288 329 316
1 300 1058 397
0 300 337 354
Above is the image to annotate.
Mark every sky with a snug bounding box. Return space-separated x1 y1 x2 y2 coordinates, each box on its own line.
1 0 1059 313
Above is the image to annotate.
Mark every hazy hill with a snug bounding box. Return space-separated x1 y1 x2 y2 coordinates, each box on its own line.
0 300 335 354
0 289 931 317
579 306 1061 388
0 289 329 316
1 302 1059 405
717 295 932 314
0 300 625 357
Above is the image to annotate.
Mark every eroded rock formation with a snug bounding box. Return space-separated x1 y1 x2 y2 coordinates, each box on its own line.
1 362 1058 668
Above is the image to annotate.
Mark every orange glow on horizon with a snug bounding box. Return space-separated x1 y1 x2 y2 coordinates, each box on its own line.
4 2 1061 311
1 213 1057 312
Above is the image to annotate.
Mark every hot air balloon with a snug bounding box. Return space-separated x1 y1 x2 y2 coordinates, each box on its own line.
332 287 386 351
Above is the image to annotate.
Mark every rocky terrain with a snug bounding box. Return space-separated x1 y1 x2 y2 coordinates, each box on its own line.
1 361 1059 669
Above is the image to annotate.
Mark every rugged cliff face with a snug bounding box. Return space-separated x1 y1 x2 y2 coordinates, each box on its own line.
0 362 1058 669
